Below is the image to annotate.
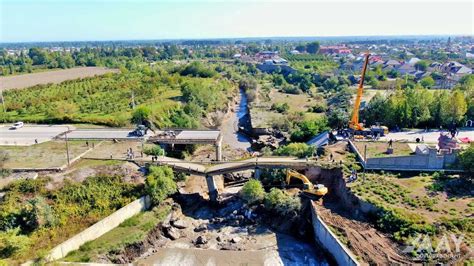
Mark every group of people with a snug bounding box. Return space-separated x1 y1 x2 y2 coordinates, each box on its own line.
126 147 135 159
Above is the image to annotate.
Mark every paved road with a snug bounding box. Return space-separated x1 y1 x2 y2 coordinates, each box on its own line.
0 125 70 146
382 129 474 143
63 129 151 140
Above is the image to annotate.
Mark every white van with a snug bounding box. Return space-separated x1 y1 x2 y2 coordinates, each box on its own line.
10 121 24 130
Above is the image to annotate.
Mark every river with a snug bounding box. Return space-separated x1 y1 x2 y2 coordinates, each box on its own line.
220 88 252 151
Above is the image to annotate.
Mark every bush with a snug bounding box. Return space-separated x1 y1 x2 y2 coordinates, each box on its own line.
308 102 327 113
459 143 474 177
275 143 315 158
179 62 216 78
240 179 265 204
290 117 328 142
144 145 165 156
0 228 31 259
145 166 177 205
271 103 290 114
264 188 301 216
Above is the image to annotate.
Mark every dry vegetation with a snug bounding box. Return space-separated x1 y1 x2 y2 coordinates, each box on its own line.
0 140 99 168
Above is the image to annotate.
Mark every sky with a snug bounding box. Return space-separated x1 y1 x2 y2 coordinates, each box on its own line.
0 0 472 43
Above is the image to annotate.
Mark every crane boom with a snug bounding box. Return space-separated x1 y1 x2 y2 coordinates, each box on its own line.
349 52 370 131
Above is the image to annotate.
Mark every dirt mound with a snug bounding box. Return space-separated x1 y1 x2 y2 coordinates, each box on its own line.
317 206 411 265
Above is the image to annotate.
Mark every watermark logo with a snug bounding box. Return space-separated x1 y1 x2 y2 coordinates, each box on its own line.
402 233 470 261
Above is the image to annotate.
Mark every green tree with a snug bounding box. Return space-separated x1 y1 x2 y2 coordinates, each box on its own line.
144 145 165 156
145 166 177 205
459 144 474 177
295 45 306 53
131 106 152 126
414 60 428 71
420 76 435 88
442 90 467 124
306 42 320 54
240 179 265 204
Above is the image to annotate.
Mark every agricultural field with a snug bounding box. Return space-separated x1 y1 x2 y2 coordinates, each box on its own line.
0 62 235 128
285 54 338 74
0 67 119 91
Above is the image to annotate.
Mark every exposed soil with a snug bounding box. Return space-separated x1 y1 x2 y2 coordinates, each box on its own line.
0 67 119 91
304 162 413 265
316 204 411 265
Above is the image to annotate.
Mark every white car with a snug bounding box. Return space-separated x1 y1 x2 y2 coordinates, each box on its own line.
10 122 24 130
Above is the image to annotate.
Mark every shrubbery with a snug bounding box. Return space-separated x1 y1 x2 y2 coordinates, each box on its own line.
0 175 140 261
290 117 328 142
271 103 290 114
275 143 315 158
459 143 474 177
240 179 265 204
264 188 301 216
144 145 165 156
0 228 31 259
145 166 177 205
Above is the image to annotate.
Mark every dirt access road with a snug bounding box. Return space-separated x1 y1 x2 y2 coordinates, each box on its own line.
0 67 119 91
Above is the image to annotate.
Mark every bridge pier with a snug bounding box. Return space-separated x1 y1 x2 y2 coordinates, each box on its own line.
254 168 261 179
205 175 218 202
215 142 222 161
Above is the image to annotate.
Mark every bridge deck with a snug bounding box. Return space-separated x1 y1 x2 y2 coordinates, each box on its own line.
146 156 324 176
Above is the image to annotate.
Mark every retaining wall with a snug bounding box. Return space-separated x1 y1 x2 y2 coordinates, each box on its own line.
348 140 462 172
310 202 360 266
47 195 151 261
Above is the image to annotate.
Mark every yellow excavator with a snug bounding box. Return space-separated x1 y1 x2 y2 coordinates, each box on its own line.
348 52 388 137
285 169 328 198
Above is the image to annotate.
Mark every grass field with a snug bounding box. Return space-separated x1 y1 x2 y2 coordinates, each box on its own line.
353 141 413 157
0 67 119 91
349 172 473 244
250 87 323 128
1 140 99 168
63 204 171 262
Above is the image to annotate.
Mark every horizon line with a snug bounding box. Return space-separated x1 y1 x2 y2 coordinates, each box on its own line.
2 34 473 45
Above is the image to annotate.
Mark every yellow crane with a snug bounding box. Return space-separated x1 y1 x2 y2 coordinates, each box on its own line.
285 169 328 198
349 52 370 131
348 52 388 137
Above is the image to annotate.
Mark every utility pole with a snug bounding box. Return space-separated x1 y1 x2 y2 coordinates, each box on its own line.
0 90 6 122
65 127 71 166
131 91 136 109
363 144 367 183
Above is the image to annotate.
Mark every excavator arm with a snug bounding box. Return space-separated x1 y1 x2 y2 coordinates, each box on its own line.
285 169 328 197
349 52 370 131
286 169 313 189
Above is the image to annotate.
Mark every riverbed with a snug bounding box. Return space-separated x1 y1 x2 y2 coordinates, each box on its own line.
220 88 252 151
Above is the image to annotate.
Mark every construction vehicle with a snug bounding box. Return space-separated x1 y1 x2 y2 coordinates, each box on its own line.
285 169 328 198
348 53 388 137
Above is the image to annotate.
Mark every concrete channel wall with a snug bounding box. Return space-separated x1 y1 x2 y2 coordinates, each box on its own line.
47 195 151 261
348 140 461 172
310 203 360 266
